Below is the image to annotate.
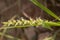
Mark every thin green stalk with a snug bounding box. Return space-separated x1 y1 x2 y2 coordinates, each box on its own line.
45 21 60 26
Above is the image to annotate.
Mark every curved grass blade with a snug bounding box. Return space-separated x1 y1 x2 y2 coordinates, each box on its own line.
30 0 60 20
0 28 7 40
0 32 21 40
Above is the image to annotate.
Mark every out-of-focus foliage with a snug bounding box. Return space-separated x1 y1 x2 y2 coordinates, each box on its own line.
0 32 21 40
43 36 54 40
